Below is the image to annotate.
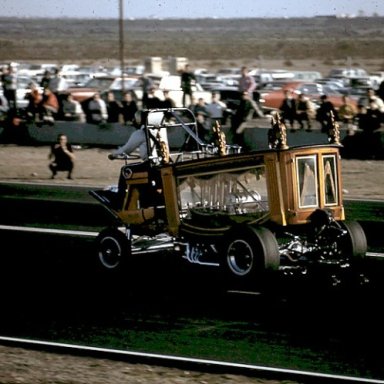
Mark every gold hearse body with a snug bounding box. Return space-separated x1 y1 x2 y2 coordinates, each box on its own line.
114 145 344 236
90 108 366 288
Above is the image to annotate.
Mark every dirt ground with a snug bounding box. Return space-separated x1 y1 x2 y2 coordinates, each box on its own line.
0 345 303 384
0 144 383 200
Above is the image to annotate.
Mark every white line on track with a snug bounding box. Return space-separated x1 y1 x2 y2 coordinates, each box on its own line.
0 224 98 237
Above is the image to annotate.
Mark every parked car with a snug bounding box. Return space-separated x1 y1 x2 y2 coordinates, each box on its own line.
66 75 117 102
260 81 355 113
67 76 140 102
90 108 367 291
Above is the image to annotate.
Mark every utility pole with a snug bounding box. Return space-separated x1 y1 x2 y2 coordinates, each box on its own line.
119 0 125 93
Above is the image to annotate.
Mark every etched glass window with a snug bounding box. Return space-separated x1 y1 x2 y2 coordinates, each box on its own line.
296 155 318 208
177 165 268 217
323 155 338 205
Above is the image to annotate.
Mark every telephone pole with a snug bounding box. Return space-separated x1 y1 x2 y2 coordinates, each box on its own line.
119 0 125 93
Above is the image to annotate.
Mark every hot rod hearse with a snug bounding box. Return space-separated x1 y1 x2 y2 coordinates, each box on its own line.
90 108 367 290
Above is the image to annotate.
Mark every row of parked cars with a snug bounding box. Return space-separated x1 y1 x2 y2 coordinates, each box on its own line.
2 62 383 120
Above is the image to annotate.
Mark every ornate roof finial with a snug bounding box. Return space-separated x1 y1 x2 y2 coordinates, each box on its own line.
212 120 227 156
328 111 341 145
268 112 289 150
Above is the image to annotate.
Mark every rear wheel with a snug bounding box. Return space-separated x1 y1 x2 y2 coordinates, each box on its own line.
95 227 130 271
222 225 280 288
338 221 367 261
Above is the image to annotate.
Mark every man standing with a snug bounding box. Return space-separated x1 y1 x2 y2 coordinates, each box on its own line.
279 89 297 131
238 66 263 117
238 66 256 95
181 64 196 107
1 64 17 110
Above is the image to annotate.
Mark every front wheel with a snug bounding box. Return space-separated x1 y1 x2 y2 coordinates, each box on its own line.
95 227 130 271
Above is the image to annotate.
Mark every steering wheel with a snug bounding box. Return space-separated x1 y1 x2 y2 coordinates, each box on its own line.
108 153 141 161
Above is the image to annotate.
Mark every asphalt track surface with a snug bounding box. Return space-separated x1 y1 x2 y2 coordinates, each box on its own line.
0 182 384 382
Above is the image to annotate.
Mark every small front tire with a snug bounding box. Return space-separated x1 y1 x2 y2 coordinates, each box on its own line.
95 227 130 271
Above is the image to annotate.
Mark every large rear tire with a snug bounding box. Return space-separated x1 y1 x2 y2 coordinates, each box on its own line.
222 225 280 288
338 221 367 261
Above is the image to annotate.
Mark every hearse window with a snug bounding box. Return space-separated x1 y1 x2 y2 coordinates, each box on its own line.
323 155 338 205
296 155 319 208
176 165 268 216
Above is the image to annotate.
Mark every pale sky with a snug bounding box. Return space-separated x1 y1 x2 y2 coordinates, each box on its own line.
1 0 383 19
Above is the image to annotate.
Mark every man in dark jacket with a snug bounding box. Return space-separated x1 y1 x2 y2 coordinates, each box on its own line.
181 64 196 107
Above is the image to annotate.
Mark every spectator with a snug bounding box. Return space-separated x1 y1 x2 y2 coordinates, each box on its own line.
87 92 108 124
195 110 211 143
296 93 315 131
48 67 68 94
378 80 384 102
193 97 209 116
358 88 384 113
25 81 43 122
139 74 154 109
40 70 51 90
180 64 196 107
161 90 176 109
121 91 138 125
316 94 337 133
0 93 9 121
230 91 258 149
238 66 263 118
238 65 256 95
365 99 382 134
353 103 382 159
61 92 85 122
279 89 297 131
145 87 162 109
205 92 227 126
338 95 357 131
48 133 75 179
1 64 17 110
39 87 59 123
106 91 122 123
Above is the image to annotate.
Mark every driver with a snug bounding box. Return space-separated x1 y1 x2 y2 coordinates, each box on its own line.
108 111 148 161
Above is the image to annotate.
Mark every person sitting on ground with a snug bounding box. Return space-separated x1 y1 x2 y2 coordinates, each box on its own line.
48 133 76 179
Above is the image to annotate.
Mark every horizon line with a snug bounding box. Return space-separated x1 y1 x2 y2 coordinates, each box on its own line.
0 14 381 20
